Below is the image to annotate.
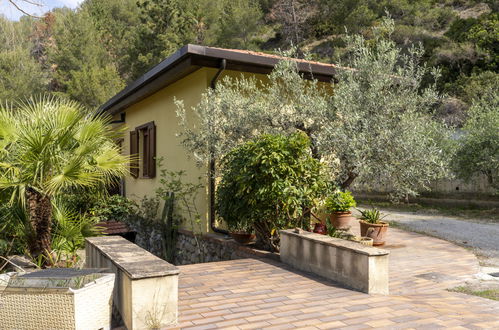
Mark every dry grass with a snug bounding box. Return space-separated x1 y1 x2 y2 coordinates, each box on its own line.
451 286 499 301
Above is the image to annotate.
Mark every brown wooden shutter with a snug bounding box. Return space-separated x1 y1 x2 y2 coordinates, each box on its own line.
147 122 156 178
130 130 139 178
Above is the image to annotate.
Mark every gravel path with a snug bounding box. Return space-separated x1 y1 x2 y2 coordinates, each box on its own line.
356 208 499 266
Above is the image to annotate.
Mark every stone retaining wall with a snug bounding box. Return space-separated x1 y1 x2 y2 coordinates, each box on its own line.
174 229 278 265
123 214 278 265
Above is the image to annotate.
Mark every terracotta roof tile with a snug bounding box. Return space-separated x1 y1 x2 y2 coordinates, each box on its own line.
209 46 341 70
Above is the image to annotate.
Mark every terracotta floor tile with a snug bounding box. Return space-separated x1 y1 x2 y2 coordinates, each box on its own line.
167 227 499 329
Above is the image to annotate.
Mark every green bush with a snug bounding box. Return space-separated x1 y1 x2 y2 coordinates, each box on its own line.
89 195 138 223
324 191 356 213
216 132 329 251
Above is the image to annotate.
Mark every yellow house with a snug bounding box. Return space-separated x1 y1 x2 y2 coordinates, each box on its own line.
101 44 337 234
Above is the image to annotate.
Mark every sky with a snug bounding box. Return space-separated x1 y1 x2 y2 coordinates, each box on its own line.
0 0 82 21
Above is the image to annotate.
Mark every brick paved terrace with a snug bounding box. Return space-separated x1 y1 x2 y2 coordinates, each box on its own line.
172 227 499 329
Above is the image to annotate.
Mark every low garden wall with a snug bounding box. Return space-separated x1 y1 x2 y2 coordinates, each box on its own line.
85 236 180 329
280 229 390 295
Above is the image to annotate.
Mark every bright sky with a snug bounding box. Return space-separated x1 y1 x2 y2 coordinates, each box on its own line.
0 0 83 21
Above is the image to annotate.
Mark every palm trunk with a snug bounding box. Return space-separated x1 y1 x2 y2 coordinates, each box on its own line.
26 187 52 258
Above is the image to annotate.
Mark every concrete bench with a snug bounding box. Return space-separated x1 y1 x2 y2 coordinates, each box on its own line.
280 229 389 294
85 236 179 329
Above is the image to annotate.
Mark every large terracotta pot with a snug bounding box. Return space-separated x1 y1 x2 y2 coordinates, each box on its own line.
230 232 256 245
359 220 389 246
330 211 354 230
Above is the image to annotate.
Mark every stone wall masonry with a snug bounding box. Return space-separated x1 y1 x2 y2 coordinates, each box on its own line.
174 229 278 265
122 213 278 266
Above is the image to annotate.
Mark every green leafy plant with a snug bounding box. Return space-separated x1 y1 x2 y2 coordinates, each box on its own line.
0 96 129 261
325 216 343 238
155 158 204 263
216 132 329 251
89 195 138 223
51 200 102 263
358 207 387 224
324 191 356 213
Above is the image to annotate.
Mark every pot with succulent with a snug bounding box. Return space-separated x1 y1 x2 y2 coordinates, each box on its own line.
358 207 389 246
324 191 357 230
323 217 375 246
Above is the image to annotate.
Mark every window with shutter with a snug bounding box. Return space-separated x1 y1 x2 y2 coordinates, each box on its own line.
132 121 156 178
147 123 156 177
130 130 139 178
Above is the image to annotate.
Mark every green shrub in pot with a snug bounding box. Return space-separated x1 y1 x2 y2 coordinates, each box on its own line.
324 191 356 230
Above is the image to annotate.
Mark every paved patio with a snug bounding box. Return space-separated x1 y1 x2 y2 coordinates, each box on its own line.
173 227 499 329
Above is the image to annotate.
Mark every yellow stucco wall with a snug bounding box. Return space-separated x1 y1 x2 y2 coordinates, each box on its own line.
120 68 211 232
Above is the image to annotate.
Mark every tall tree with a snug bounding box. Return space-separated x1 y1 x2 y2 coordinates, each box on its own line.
269 0 316 47
215 0 263 49
0 16 47 101
47 8 125 108
82 0 141 82
127 0 197 80
454 88 499 190
320 18 451 198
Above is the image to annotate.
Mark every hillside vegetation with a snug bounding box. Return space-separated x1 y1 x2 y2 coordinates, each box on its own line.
0 0 497 120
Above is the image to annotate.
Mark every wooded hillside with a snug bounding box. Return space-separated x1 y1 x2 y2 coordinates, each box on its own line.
1 0 497 123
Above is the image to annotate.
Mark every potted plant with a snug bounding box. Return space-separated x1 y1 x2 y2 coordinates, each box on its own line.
226 220 255 245
324 191 357 230
358 207 389 246
323 217 374 245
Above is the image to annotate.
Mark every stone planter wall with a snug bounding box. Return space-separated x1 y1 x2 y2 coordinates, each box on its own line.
280 229 390 294
85 236 180 329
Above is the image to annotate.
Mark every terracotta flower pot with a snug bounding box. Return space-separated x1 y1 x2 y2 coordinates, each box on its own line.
359 220 389 246
330 211 354 230
230 232 256 245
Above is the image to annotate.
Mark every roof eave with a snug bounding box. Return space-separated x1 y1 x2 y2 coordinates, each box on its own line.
100 44 338 115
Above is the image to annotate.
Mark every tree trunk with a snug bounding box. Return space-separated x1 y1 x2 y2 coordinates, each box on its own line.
26 187 52 258
253 220 280 252
295 123 320 159
340 172 358 191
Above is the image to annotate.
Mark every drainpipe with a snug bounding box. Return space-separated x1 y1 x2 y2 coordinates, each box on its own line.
209 59 228 235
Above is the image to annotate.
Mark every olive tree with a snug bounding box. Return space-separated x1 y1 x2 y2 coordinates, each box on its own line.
454 89 498 190
176 58 330 166
177 18 453 199
319 18 453 198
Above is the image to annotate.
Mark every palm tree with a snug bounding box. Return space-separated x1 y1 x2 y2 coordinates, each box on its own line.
0 96 129 258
